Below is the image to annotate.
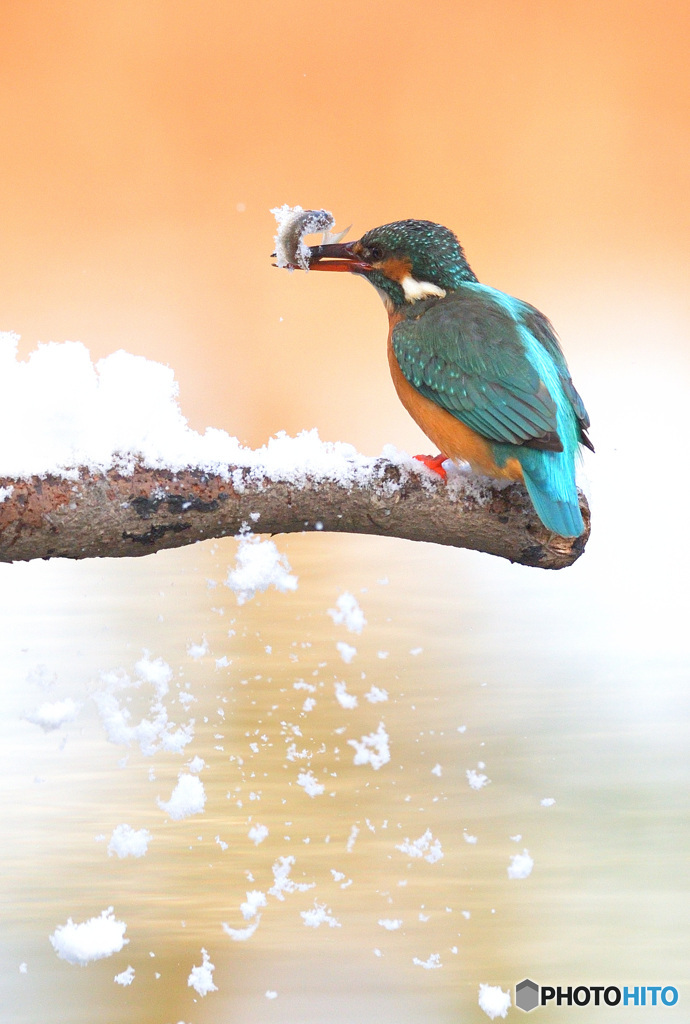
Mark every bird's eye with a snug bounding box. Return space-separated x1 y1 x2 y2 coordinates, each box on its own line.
369 245 384 262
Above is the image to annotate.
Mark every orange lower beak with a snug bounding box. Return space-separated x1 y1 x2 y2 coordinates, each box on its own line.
307 242 372 273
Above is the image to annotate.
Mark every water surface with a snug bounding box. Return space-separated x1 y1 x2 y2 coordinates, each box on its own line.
1 529 687 1022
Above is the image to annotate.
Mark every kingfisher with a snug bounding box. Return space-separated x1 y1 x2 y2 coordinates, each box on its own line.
299 219 593 537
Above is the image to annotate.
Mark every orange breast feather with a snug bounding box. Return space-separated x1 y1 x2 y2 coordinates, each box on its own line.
386 322 523 482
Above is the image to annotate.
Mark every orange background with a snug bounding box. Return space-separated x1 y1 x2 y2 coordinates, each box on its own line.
1 0 688 461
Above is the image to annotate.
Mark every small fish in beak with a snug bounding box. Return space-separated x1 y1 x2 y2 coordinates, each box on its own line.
271 204 350 271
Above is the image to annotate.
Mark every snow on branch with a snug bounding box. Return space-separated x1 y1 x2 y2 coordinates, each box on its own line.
0 336 589 568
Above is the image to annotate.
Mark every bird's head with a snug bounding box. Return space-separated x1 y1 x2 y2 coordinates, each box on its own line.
308 219 477 312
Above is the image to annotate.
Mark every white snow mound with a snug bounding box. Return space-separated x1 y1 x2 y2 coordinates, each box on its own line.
0 334 419 486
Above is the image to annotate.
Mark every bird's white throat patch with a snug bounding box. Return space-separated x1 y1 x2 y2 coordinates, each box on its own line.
400 274 446 303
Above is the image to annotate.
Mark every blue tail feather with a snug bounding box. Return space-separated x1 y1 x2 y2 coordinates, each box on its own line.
494 441 584 537
514 325 586 538
521 468 583 537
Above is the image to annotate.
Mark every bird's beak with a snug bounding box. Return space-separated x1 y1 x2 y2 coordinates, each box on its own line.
306 241 372 273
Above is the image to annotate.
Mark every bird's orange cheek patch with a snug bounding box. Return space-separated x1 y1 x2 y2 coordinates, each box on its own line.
378 256 413 282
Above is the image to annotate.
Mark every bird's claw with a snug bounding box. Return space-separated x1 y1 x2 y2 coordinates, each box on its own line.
413 453 448 480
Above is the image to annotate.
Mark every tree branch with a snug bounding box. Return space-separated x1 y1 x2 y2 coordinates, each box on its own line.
0 458 589 569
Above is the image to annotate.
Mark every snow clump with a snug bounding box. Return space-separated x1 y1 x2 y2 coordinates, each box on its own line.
365 686 388 703
187 948 217 997
334 681 358 709
378 918 402 931
300 901 341 929
348 722 390 770
466 768 490 790
241 891 267 920
413 953 442 969
507 849 534 879
478 983 511 1019
222 919 261 942
107 824 152 859
395 829 443 864
225 534 297 604
336 641 357 664
93 653 193 757
49 908 128 965
114 965 135 986
268 855 314 901
157 774 206 820
328 592 366 633
24 698 80 731
248 823 269 845
297 770 325 797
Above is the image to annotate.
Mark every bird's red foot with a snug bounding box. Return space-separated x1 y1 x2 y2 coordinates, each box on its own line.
413 453 448 479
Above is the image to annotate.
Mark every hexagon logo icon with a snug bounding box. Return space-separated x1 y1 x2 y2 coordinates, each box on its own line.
515 979 539 1012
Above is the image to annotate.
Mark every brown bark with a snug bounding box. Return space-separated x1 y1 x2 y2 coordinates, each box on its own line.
0 460 589 569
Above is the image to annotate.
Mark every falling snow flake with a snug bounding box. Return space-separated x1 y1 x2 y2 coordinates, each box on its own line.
222 918 261 942
507 849 534 879
396 829 443 864
336 641 357 664
24 698 81 731
268 855 314 901
248 823 269 845
348 722 390 770
413 953 442 969
297 770 325 797
466 768 490 790
241 890 267 920
186 637 209 660
187 948 217 997
133 652 172 693
328 592 366 633
364 686 388 703
300 901 341 929
334 681 358 709
114 965 135 987
107 824 152 859
93 655 193 757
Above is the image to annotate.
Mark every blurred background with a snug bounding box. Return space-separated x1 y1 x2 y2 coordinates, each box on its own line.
0 2 688 1021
